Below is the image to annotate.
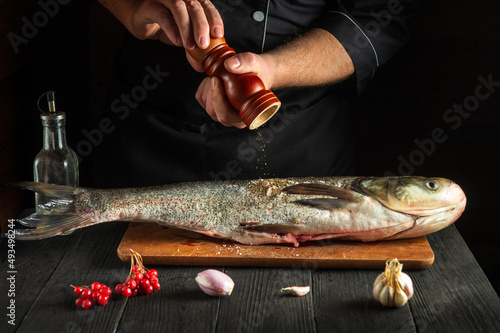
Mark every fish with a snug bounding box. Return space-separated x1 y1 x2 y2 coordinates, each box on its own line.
10 176 466 247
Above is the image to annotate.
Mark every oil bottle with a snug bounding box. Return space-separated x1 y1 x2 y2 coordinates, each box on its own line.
33 91 79 212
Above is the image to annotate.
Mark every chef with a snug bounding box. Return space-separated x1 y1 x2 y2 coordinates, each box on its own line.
93 0 421 187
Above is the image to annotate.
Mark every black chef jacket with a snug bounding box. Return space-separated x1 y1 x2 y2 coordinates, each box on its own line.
92 0 421 187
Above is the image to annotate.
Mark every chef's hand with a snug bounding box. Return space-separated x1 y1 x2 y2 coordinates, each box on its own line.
123 0 224 50
192 52 274 129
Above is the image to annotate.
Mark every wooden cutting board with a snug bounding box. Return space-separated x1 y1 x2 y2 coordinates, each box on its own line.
117 222 434 269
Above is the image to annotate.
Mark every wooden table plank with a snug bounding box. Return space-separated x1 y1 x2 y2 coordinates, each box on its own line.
313 268 416 332
215 267 316 333
410 226 500 332
117 266 220 333
0 212 76 332
9 222 130 333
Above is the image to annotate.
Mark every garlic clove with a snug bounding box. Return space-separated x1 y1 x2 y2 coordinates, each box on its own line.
195 269 234 297
372 273 385 301
379 285 395 307
394 289 409 308
398 273 414 299
281 286 310 296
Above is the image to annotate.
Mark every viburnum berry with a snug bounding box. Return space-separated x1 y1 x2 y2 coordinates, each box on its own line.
140 278 151 289
81 289 92 299
144 285 154 294
148 269 158 278
121 287 132 297
115 284 123 294
92 291 100 301
97 294 109 306
81 299 93 310
100 286 112 297
151 280 161 291
91 282 101 291
73 286 83 296
127 279 138 290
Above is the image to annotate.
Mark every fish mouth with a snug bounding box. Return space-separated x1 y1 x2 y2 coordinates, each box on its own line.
404 204 456 217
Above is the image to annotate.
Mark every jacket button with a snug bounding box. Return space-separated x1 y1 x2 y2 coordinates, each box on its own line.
252 11 265 22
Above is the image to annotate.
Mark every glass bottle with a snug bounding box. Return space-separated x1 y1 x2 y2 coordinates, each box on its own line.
34 91 79 212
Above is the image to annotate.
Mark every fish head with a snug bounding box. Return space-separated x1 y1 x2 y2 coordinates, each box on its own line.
357 176 467 217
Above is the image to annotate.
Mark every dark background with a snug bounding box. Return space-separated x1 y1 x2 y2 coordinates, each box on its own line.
1 0 498 294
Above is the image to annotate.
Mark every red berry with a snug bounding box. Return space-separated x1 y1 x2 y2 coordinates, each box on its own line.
91 282 101 291
148 269 158 278
100 287 112 296
122 287 132 297
151 280 161 291
82 299 92 310
92 291 100 301
73 286 83 296
128 279 137 290
81 289 92 299
131 288 138 297
97 295 109 306
132 264 140 272
140 278 151 289
144 285 154 294
134 272 144 281
75 297 84 307
115 284 123 294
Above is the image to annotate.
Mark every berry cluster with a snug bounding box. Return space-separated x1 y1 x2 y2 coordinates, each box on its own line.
72 282 112 310
115 249 161 298
70 250 160 310
115 266 160 297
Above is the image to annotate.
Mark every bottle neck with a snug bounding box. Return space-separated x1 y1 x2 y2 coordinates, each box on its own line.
42 119 68 150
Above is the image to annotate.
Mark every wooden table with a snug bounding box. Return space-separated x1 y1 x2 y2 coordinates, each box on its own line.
2 220 500 333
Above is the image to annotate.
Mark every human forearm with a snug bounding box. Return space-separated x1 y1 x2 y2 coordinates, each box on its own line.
260 29 355 90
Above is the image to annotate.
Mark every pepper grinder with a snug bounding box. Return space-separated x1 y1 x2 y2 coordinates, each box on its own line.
188 37 281 130
33 91 79 212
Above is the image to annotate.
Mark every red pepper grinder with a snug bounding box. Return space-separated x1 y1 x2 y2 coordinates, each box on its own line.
188 37 281 130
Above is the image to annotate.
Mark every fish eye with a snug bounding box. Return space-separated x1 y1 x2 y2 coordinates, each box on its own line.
425 180 439 191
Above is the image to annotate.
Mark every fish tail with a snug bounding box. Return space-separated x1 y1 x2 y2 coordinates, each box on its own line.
9 182 96 240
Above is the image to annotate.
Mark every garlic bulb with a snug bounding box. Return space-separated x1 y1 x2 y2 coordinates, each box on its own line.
373 259 414 307
281 286 310 296
195 269 234 297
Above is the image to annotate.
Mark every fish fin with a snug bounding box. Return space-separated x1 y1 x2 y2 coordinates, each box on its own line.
13 214 97 240
239 223 305 234
282 184 359 202
8 182 96 240
292 198 351 210
13 182 78 214
13 181 78 197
